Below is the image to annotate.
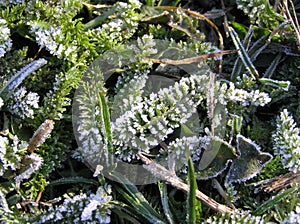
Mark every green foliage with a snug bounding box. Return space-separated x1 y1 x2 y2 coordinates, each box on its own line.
236 0 284 29
0 0 299 223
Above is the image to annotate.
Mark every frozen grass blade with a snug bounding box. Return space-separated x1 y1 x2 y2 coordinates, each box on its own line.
98 90 113 153
259 78 290 90
228 26 259 81
0 58 47 100
262 53 282 78
158 182 175 224
231 26 254 80
253 186 298 216
48 177 99 186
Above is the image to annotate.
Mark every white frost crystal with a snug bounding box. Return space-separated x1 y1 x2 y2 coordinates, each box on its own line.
29 21 78 60
273 109 300 173
0 18 12 58
0 97 3 109
8 87 39 119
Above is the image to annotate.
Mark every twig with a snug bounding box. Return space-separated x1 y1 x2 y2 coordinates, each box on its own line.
283 0 300 51
252 171 300 192
137 153 235 214
145 50 236 65
155 6 225 73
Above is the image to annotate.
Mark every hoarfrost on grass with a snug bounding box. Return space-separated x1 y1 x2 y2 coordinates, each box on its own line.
273 109 300 173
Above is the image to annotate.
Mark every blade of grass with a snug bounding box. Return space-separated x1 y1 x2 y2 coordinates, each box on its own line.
262 53 282 78
248 22 289 62
0 58 47 100
259 78 290 91
158 182 175 224
111 171 165 223
228 26 259 81
231 26 254 80
48 177 98 186
83 6 117 30
253 186 298 216
187 155 200 224
97 89 115 168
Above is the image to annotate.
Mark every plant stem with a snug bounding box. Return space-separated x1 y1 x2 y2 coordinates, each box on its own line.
138 153 235 214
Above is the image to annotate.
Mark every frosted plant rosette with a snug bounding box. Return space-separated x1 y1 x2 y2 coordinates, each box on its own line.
73 37 273 184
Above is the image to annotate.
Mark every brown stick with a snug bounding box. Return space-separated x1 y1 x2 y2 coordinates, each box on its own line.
253 171 300 192
145 50 236 65
137 153 235 214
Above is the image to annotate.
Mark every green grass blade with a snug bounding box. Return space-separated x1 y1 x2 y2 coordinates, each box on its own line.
83 7 117 31
48 177 98 186
231 26 254 81
262 54 282 78
228 26 259 81
187 155 200 224
259 78 290 90
158 181 175 224
253 186 298 216
111 172 165 223
98 90 113 153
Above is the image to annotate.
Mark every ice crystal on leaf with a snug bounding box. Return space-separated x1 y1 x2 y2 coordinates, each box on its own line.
0 18 12 58
219 82 271 107
15 153 43 189
0 0 25 6
35 186 112 224
273 109 300 173
29 22 78 61
88 0 142 50
111 73 209 161
0 135 27 176
205 210 265 224
8 86 39 119
282 206 300 224
236 0 284 28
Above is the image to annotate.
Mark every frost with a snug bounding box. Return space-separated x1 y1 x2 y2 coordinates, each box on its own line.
273 109 300 172
8 87 40 119
0 18 12 58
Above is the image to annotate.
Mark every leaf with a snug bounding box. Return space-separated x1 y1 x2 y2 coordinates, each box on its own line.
111 171 166 224
187 155 198 224
0 58 47 100
48 177 98 186
195 135 272 184
228 26 259 81
195 137 237 180
158 182 175 224
225 134 273 185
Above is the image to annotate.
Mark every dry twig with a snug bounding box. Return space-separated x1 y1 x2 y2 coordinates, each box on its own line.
137 153 235 214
